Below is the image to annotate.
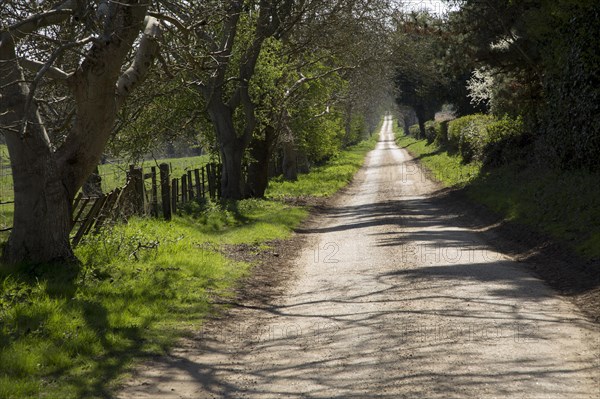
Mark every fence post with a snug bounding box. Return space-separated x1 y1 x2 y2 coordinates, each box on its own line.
171 178 178 211
150 166 158 217
206 163 214 200
187 170 194 200
216 164 222 199
94 188 121 233
201 166 206 199
160 163 172 221
129 165 145 215
181 174 188 203
194 169 202 199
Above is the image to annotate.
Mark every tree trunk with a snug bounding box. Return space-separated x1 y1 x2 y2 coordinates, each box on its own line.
344 104 353 145
207 104 247 200
415 107 426 140
0 46 74 263
282 140 298 181
6 160 74 263
403 117 411 138
220 140 246 200
246 126 275 198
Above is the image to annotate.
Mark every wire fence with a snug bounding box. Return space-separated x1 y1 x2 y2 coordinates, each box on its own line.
0 153 215 243
0 148 14 236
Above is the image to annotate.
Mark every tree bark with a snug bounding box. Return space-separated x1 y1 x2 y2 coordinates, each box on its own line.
220 140 246 200
246 126 275 198
207 103 247 200
0 40 74 263
6 160 73 263
282 140 298 181
403 117 411 138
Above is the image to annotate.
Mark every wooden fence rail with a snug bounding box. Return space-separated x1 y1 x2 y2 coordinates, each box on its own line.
69 162 221 246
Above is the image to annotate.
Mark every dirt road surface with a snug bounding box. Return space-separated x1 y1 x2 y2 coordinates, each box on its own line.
119 117 599 398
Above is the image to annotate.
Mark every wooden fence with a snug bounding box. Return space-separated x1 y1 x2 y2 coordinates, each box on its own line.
71 188 125 247
70 162 221 246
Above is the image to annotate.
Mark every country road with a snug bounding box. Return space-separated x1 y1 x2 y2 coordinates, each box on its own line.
119 116 599 398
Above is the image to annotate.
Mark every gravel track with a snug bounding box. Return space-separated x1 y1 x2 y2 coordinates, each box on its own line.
119 116 599 398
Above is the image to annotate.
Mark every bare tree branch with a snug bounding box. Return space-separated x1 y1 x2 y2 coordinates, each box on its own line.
19 58 70 81
0 0 78 46
148 11 186 32
21 35 94 137
116 16 161 105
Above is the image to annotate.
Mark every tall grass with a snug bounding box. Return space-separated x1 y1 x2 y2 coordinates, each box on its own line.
0 200 306 398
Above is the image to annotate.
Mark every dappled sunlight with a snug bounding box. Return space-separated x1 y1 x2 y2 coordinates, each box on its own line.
117 117 599 399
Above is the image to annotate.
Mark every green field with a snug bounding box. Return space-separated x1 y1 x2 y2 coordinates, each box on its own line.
0 145 13 235
0 150 212 238
97 155 212 193
0 134 377 398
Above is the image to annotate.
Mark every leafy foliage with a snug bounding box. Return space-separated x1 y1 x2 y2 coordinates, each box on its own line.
395 120 600 260
537 3 600 171
446 0 600 171
481 116 527 167
448 114 525 165
408 124 421 138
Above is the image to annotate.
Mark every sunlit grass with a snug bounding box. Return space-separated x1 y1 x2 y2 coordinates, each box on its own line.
394 123 600 260
395 131 480 187
266 136 378 199
0 128 379 398
0 222 227 398
0 199 305 398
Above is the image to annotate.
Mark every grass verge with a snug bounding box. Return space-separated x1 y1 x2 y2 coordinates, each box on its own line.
394 124 600 260
0 134 378 399
266 136 378 199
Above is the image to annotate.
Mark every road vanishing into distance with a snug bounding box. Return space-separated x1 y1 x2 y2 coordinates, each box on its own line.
120 116 599 398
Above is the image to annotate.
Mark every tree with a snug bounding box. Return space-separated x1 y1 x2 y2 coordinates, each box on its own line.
165 0 394 198
446 0 600 170
163 0 296 200
392 12 447 137
0 1 161 264
253 0 394 185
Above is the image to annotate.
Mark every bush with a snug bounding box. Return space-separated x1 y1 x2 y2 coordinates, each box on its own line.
448 114 494 163
482 116 526 166
448 115 474 151
460 115 495 163
409 124 421 138
424 121 436 144
434 120 449 145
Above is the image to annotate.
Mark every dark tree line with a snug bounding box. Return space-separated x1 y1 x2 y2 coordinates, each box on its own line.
392 0 600 170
